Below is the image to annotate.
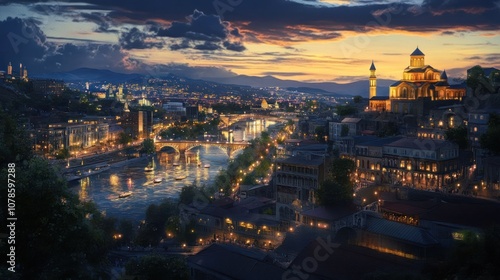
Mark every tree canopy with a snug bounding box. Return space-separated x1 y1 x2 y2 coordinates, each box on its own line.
445 125 469 150
0 112 114 279
141 138 156 155
480 113 500 155
316 158 355 206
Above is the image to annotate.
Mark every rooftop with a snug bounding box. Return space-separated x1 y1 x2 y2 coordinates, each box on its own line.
384 137 453 151
275 154 325 166
370 96 389 100
290 241 422 280
411 47 425 56
364 212 439 246
380 190 500 229
341 117 362 123
301 205 358 222
187 244 285 280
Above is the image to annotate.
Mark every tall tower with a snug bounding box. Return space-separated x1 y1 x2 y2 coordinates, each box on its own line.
117 85 124 102
369 60 377 99
7 62 12 75
410 46 425 68
19 63 23 79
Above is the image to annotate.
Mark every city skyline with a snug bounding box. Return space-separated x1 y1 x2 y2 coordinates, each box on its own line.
1 0 499 82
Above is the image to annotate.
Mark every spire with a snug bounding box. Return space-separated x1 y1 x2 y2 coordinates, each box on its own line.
411 46 424 56
369 60 377 99
440 70 448 80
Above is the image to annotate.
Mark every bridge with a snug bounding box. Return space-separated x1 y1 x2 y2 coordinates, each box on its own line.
155 139 251 158
219 113 285 127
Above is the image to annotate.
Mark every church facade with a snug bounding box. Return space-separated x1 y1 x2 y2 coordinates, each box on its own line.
368 47 466 114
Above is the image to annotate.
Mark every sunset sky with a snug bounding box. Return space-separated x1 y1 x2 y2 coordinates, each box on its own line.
1 0 499 82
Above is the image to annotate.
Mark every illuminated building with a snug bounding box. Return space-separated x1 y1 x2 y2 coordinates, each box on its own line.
274 154 327 223
368 47 466 114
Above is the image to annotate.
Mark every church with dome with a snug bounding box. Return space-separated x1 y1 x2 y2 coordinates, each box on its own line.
368 47 466 114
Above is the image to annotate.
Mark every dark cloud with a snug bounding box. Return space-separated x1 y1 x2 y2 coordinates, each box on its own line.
158 10 227 40
157 10 245 52
441 31 455 35
119 27 164 50
74 12 118 33
421 0 496 15
0 17 131 74
223 41 245 52
194 41 221 51
6 0 500 46
0 17 48 70
170 40 191 51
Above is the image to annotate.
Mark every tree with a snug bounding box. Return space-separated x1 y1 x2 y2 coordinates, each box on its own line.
445 125 469 150
424 225 500 279
353 95 362 103
316 179 353 206
480 113 500 155
55 147 70 160
316 158 355 206
118 132 132 146
377 122 399 137
466 65 484 92
336 105 357 117
141 138 156 155
179 185 209 205
0 110 33 165
0 113 112 278
0 157 112 279
315 126 327 143
135 199 178 246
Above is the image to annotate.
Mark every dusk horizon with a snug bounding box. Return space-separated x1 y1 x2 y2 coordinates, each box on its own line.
1 0 499 83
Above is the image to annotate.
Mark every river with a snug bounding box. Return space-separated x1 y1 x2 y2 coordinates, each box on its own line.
70 119 279 222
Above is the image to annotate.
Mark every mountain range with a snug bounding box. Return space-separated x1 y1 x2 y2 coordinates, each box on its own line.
33 68 396 97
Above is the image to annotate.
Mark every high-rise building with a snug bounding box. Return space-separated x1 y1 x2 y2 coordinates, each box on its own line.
116 85 124 102
7 62 12 75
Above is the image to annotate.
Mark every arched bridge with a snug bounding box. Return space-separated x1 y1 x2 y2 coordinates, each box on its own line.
155 140 250 158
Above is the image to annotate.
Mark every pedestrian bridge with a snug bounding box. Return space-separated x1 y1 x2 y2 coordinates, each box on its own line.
155 139 250 158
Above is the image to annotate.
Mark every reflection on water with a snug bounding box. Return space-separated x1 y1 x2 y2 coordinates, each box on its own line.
71 119 280 223
70 146 229 222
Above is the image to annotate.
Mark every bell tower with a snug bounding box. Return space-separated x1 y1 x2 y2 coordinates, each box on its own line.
369 60 377 99
410 46 425 68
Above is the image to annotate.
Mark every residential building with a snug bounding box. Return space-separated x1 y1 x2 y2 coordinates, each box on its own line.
381 138 468 190
274 154 328 223
122 110 153 139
